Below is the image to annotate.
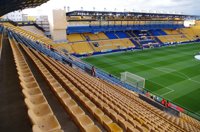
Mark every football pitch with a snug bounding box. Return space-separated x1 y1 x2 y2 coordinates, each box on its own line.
82 43 200 116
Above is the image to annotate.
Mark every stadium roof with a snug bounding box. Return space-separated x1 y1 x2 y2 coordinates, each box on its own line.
0 0 49 16
66 10 199 19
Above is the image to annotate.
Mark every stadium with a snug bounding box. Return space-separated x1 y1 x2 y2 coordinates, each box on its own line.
0 0 200 132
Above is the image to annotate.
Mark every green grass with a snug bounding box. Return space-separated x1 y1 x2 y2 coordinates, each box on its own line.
82 43 200 116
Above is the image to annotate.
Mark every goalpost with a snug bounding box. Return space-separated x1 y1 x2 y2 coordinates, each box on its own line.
121 72 145 89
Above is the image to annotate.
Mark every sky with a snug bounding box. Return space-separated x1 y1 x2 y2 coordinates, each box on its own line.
22 0 200 16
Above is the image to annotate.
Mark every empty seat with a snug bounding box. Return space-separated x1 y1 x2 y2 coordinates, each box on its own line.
85 125 102 132
22 88 42 98
21 82 38 89
70 106 85 118
93 108 104 122
63 98 77 109
85 101 96 113
101 115 113 130
77 115 94 131
47 77 58 84
80 96 90 102
19 76 35 83
30 114 61 131
75 91 84 99
55 87 66 94
108 123 123 132
122 121 135 131
58 92 71 100
30 103 53 117
24 95 46 108
32 125 63 132
19 71 33 77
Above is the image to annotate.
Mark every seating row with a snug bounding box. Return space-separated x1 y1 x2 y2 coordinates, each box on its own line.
29 45 124 132
20 44 103 132
4 23 53 45
9 38 62 132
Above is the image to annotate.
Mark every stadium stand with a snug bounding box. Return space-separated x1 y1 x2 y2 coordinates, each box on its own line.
149 29 167 36
161 29 190 43
71 42 93 54
53 43 75 54
2 23 53 45
125 30 159 47
83 33 100 41
49 27 200 55
115 31 129 39
1 22 200 132
67 34 86 42
97 32 109 40
65 31 136 54
21 26 46 37
105 32 118 39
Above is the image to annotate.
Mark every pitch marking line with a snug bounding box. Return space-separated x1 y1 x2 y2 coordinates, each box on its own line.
156 67 190 79
157 68 200 84
161 89 175 96
147 79 175 96
135 61 200 84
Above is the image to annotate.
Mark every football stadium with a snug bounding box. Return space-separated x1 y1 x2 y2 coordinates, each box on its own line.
0 0 200 132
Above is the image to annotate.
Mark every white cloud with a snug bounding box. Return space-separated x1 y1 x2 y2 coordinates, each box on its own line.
22 0 199 16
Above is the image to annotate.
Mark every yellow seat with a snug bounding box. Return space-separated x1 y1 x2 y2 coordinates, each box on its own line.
70 106 85 119
19 76 35 83
128 118 140 127
51 83 63 91
108 123 123 132
21 82 38 89
30 103 53 117
32 125 64 132
85 125 102 132
19 71 32 77
115 115 125 127
101 115 113 130
55 87 66 94
80 96 90 104
58 92 71 100
93 108 104 122
47 77 58 84
63 99 77 109
24 95 46 108
30 114 61 131
17 64 30 69
127 127 140 132
123 121 135 131
22 88 42 98
17 67 30 73
77 115 94 131
75 91 84 99
85 101 96 112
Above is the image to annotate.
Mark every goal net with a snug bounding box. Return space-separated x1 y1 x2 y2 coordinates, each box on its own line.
121 72 145 89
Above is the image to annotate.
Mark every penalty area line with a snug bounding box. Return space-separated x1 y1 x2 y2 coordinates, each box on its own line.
161 88 175 96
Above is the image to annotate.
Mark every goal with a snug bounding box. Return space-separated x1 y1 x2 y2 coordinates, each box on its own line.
121 72 145 89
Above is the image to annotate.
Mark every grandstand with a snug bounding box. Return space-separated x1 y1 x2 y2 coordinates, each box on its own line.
1 1 200 132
